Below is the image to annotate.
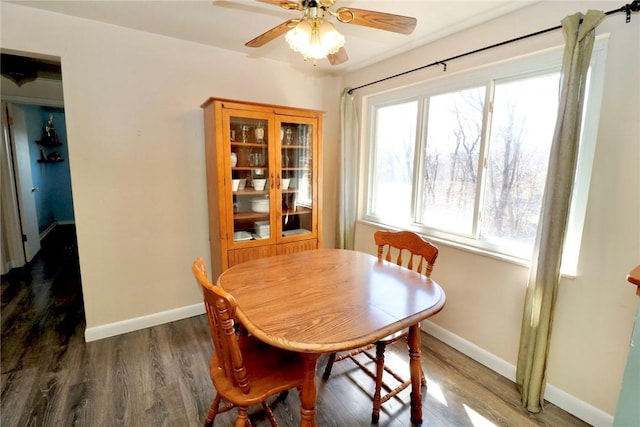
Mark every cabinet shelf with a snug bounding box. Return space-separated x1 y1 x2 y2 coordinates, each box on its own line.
234 212 269 221
232 168 270 174
231 142 267 148
283 207 311 216
232 189 268 196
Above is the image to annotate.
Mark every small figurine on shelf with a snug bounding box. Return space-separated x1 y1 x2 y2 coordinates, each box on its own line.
240 125 250 143
44 113 58 144
47 151 61 162
254 124 265 143
284 127 294 145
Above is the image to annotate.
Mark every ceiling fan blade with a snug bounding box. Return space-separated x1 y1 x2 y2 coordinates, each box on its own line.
336 7 417 35
245 19 299 48
327 47 348 66
256 0 301 10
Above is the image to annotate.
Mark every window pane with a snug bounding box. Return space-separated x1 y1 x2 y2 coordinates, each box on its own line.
369 101 418 225
419 87 485 235
480 73 559 254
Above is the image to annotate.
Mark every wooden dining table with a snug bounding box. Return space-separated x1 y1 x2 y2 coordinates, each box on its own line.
217 248 446 426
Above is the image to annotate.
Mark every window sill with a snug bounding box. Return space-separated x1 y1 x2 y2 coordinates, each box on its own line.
357 219 578 279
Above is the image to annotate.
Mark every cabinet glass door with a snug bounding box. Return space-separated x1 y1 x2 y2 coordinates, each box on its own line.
279 118 315 239
227 112 272 244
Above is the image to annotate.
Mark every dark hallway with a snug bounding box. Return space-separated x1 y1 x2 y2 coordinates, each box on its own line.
0 224 85 424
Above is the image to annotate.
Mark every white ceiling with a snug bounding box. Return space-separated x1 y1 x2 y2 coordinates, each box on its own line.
8 0 538 74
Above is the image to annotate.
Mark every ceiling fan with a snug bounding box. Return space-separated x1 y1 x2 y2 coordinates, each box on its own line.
245 0 417 66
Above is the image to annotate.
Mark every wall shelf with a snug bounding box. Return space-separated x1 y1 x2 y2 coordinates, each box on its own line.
35 138 64 163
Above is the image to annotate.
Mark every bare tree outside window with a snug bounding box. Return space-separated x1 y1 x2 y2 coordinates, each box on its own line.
481 73 559 253
420 87 485 234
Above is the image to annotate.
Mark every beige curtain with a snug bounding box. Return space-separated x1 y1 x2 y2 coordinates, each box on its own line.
336 88 358 250
516 10 605 412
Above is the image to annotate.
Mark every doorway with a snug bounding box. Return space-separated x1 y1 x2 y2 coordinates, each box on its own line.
1 50 84 326
1 51 74 273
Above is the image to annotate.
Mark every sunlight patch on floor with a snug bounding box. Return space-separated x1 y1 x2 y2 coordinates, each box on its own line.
463 404 498 427
426 380 447 406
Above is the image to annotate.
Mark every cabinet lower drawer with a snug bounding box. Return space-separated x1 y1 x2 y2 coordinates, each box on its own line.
277 239 318 255
226 239 318 270
227 246 277 268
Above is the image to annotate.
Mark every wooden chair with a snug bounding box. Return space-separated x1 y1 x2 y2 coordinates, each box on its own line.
322 231 439 424
192 257 306 427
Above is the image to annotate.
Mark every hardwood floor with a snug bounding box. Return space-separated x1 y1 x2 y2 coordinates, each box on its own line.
1 225 588 426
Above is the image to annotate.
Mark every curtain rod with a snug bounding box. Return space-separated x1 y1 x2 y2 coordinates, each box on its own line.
347 1 640 95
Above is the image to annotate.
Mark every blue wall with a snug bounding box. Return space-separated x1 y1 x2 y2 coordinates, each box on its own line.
17 104 74 234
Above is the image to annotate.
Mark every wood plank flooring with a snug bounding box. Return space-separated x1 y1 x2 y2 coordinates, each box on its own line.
1 225 589 426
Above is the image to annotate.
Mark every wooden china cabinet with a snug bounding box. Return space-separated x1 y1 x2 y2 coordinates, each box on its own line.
201 97 323 279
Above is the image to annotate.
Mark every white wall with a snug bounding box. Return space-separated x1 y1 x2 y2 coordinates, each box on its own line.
343 1 639 424
1 2 340 332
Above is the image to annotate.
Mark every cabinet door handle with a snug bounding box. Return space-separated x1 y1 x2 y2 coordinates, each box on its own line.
276 173 281 189
270 173 275 189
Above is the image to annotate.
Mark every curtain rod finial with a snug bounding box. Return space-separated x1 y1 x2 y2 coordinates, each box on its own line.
625 1 640 22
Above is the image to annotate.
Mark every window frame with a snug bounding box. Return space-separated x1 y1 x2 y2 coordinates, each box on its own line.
361 38 609 275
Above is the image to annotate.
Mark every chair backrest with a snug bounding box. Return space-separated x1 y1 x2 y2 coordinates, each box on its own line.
192 257 250 394
374 230 438 278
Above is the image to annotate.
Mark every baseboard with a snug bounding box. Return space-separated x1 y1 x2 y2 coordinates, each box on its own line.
544 382 614 427
84 303 205 342
39 221 76 240
39 222 57 240
421 320 614 427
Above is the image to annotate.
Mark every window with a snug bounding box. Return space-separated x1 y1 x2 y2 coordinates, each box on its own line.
369 100 417 224
363 40 607 272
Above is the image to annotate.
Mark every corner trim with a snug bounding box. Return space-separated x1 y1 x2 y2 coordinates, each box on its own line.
421 320 614 427
84 303 205 342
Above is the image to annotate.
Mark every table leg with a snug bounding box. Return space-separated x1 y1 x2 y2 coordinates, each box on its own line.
299 353 320 427
408 324 423 425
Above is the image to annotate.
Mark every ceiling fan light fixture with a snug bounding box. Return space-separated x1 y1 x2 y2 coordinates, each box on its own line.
318 21 344 54
285 18 312 54
285 17 344 63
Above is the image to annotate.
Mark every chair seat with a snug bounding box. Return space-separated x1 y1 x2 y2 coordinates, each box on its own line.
210 335 305 407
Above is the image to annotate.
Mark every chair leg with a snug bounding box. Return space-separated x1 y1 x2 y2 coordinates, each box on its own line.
235 407 250 427
322 352 337 379
371 343 386 424
262 401 279 427
205 393 222 427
